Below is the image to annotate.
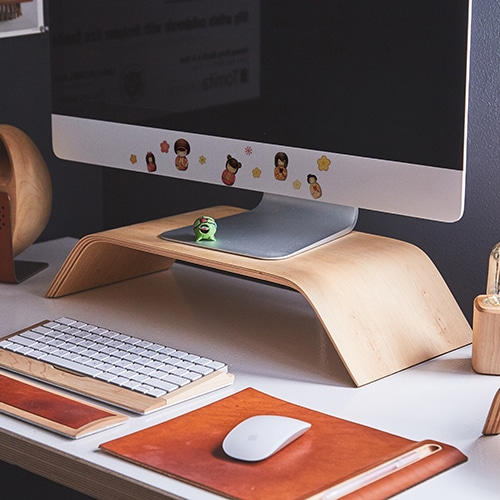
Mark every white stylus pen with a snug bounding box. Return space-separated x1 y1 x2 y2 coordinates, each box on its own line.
321 443 442 500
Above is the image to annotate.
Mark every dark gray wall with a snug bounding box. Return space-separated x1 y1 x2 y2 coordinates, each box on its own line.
0 13 103 241
0 0 498 325
356 0 500 322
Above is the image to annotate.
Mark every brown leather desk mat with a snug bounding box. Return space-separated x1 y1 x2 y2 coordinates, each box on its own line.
0 371 127 438
100 387 466 500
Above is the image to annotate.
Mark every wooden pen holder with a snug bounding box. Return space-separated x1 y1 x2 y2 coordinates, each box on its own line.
472 295 500 375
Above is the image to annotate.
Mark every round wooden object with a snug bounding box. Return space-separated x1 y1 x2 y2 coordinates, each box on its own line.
0 125 52 256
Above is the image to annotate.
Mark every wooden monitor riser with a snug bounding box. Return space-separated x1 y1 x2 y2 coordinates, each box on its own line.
46 206 471 387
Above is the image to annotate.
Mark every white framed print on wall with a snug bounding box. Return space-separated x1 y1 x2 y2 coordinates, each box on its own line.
0 0 45 38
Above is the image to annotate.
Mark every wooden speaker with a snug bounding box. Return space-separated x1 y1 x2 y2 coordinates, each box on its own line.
0 124 52 282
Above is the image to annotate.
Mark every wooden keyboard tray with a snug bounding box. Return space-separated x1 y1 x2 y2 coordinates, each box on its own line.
0 321 234 415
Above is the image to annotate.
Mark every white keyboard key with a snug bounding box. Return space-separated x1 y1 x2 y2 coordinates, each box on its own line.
62 351 81 361
58 341 77 351
97 362 115 372
81 323 98 332
124 353 144 362
121 370 140 380
146 360 165 370
147 343 166 352
206 360 226 370
122 379 141 390
164 356 182 366
9 335 37 347
113 333 131 342
69 345 88 354
5 343 24 353
195 357 214 366
108 366 126 376
71 322 88 329
148 370 167 380
84 359 106 369
33 328 59 340
79 339 97 349
137 366 156 376
150 353 171 363
171 367 189 377
28 349 48 360
114 359 133 369
147 378 179 392
170 350 188 359
17 346 34 355
110 376 130 387
101 346 119 355
183 371 202 381
92 327 109 335
55 317 76 325
47 338 65 347
32 325 56 335
129 346 147 356
90 352 110 361
132 374 151 383
163 373 190 387
127 362 146 372
117 343 135 352
20 330 45 341
177 360 195 370
42 354 103 377
158 346 175 355
190 364 214 376
96 372 117 382
140 386 166 397
40 345 59 354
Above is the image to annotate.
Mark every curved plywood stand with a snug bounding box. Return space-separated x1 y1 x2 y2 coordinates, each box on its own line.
46 206 472 386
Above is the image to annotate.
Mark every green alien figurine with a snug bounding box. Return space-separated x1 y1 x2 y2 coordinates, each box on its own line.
193 215 218 242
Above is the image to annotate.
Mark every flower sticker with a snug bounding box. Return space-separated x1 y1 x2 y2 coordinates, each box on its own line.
199 155 207 165
293 179 302 190
317 155 331 172
252 167 262 178
160 141 170 153
130 154 138 164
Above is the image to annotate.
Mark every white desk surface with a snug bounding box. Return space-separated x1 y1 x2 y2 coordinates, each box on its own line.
1 238 499 499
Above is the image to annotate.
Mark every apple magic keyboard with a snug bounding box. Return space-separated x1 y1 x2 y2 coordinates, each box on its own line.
0 317 234 414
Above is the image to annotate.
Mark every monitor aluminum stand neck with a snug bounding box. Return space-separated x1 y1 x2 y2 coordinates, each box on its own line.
160 194 359 259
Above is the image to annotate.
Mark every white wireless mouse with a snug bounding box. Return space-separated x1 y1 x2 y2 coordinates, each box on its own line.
222 415 311 461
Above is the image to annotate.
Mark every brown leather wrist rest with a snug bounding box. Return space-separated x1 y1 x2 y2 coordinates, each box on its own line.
0 372 127 438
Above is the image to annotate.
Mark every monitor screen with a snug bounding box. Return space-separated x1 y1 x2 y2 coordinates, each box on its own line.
49 0 471 258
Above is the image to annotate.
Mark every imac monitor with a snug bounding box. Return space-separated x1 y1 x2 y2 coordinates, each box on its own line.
49 0 471 259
